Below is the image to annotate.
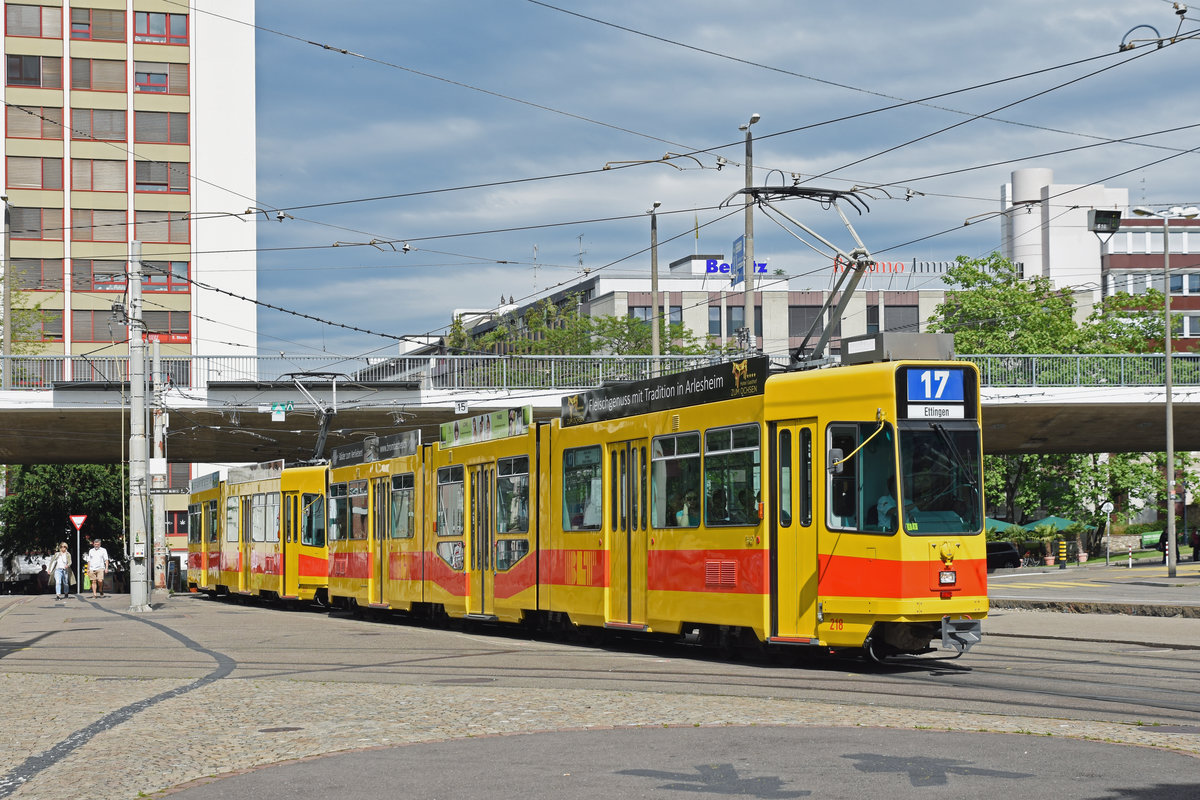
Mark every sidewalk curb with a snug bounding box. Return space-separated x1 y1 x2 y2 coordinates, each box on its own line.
990 598 1200 618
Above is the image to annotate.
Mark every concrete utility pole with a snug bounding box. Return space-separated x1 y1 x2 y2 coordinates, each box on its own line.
128 242 151 611
152 341 167 589
740 114 760 352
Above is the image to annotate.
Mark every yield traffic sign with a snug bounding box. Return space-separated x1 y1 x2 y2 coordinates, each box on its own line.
69 515 87 532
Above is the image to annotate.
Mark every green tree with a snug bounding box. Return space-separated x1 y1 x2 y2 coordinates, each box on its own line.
931 253 1161 355
931 253 1168 525
0 281 53 385
0 464 125 554
451 294 721 357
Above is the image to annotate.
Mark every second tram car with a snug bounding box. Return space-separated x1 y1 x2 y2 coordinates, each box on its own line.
212 461 329 602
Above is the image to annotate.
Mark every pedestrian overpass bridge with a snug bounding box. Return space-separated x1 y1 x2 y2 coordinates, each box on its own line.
1 353 1197 464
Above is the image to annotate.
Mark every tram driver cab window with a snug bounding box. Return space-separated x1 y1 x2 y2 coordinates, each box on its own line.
828 421 896 533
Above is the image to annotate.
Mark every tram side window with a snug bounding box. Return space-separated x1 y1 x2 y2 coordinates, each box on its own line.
328 483 348 541
496 456 529 534
225 497 238 542
187 503 201 544
301 493 325 546
266 493 280 543
828 421 896 533
437 465 465 537
651 432 701 528
563 446 602 531
207 499 218 543
349 480 369 539
704 424 760 526
390 474 415 539
250 494 266 542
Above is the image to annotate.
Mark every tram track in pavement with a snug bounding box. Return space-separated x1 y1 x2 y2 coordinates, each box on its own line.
101 600 1200 730
0 598 239 800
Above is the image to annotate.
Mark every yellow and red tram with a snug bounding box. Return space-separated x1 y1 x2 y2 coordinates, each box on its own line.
327 432 426 612
213 461 329 602
186 471 222 592
189 340 986 660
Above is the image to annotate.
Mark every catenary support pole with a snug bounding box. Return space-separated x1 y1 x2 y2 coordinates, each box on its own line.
128 242 150 611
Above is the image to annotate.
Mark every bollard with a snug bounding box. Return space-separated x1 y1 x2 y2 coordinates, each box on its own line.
1128 543 1133 569
1058 540 1067 570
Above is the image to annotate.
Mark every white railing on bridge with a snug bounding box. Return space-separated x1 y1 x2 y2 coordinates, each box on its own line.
2 353 1197 392
964 353 1200 388
0 354 719 392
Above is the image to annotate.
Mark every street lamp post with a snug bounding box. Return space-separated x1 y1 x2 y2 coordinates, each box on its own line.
1131 205 1199 579
648 201 661 376
739 113 760 352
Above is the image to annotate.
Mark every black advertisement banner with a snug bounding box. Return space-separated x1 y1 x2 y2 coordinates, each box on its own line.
560 357 769 427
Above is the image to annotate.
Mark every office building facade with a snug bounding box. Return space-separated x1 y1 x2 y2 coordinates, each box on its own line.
3 0 256 372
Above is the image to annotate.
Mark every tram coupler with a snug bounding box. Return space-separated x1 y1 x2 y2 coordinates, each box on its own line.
940 616 982 654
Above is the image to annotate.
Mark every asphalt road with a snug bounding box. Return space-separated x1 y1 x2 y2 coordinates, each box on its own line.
2 564 1198 800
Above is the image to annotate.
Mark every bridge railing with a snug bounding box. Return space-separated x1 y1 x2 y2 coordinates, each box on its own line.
3 352 1198 392
963 353 1200 388
0 353 717 392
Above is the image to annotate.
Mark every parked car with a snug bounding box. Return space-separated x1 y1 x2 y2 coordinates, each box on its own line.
986 541 1022 570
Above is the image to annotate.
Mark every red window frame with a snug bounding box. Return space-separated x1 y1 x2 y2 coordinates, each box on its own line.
133 12 188 45
70 57 127 93
12 258 64 291
135 211 190 244
71 108 127 141
10 207 63 241
70 209 128 242
6 54 62 88
134 161 189 193
6 105 63 140
71 159 128 193
143 261 190 292
71 259 128 292
70 8 125 42
134 110 188 144
5 156 63 190
6 4 62 39
70 309 124 343
143 310 191 342
133 62 188 95
28 310 64 343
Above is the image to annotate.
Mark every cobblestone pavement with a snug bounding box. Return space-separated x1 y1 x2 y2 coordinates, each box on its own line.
2 589 1198 800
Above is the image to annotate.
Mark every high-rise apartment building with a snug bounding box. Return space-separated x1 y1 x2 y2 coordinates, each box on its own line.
3 0 256 374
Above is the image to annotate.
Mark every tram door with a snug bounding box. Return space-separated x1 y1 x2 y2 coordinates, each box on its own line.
607 440 648 626
239 496 252 592
770 421 818 641
372 477 389 605
282 491 296 595
467 464 496 616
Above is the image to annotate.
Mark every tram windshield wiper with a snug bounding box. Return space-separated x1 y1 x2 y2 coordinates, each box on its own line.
930 423 979 492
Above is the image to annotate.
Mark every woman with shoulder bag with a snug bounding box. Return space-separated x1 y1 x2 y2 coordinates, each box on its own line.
49 543 72 599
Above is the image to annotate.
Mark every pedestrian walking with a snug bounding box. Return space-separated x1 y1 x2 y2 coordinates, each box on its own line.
36 565 50 594
48 542 72 599
1191 528 1200 563
86 539 110 598
1158 530 1168 564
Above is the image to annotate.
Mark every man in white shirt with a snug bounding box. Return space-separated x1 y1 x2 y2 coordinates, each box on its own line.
86 539 110 598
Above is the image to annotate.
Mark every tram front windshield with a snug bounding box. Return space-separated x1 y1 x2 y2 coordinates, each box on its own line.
899 422 981 535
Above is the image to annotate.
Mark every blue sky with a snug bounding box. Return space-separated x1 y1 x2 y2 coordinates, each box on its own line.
244 0 1200 360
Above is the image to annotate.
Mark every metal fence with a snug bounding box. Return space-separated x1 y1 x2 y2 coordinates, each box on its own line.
2 352 1197 392
963 353 1200 388
0 353 718 392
